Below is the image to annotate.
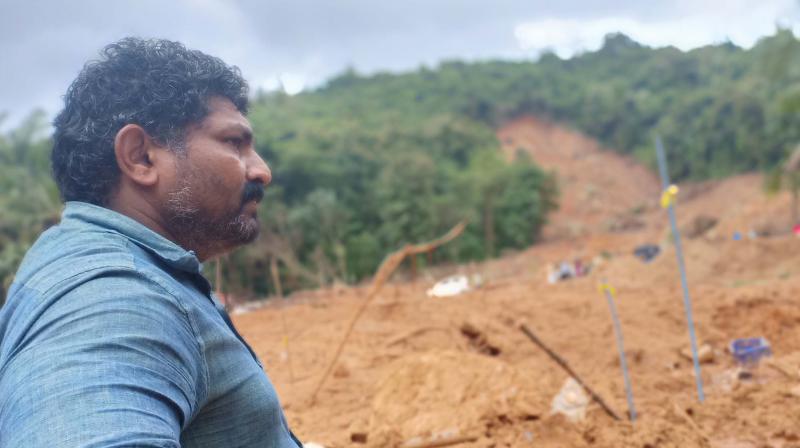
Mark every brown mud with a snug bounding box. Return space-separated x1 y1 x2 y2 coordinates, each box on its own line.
234 117 800 447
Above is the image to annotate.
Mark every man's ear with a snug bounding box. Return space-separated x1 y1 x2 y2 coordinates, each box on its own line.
114 124 165 187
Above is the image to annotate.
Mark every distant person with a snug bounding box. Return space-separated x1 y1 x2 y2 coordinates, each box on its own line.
0 38 301 447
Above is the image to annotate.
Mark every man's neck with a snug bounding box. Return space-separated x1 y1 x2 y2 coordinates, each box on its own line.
108 189 183 250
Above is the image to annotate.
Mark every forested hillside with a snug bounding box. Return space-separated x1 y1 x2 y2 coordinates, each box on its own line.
2 29 800 301
271 30 800 180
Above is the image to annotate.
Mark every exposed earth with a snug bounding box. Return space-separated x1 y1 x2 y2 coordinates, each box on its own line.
233 117 800 447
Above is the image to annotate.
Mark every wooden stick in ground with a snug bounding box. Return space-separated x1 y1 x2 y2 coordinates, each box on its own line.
519 324 622 421
270 255 283 298
402 434 479 448
279 305 295 383
309 221 467 404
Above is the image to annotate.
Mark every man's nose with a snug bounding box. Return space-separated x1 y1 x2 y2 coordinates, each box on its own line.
246 150 272 185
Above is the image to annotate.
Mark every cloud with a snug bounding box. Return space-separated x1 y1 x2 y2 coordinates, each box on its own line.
0 0 797 131
514 0 800 57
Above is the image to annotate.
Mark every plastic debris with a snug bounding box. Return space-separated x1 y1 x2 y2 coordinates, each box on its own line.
729 338 772 365
633 244 660 263
547 259 591 284
550 378 590 422
574 259 590 277
547 262 574 284
304 443 326 448
426 275 470 297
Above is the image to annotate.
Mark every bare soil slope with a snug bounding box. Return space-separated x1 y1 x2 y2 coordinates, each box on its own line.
234 117 800 448
497 117 661 240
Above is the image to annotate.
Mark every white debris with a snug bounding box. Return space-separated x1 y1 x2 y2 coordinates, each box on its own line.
303 443 326 448
550 378 590 422
229 299 269 315
426 275 470 297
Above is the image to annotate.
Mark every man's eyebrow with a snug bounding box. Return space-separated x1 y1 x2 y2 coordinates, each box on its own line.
220 123 254 141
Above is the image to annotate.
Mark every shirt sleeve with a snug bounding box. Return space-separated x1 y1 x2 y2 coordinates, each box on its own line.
0 269 206 448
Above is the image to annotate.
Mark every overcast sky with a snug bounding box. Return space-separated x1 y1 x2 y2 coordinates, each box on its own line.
1 0 799 131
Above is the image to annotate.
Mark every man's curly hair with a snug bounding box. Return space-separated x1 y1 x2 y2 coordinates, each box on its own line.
52 37 249 205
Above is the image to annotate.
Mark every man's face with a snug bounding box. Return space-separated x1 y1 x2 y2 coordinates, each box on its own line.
162 96 271 258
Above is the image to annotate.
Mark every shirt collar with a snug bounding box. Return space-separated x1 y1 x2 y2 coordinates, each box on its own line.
61 201 202 274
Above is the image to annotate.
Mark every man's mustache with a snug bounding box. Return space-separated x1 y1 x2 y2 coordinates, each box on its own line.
241 181 265 205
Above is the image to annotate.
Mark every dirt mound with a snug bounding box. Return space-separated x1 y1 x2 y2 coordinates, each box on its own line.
366 350 547 446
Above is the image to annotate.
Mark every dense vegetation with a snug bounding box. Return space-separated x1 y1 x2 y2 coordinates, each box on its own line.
3 29 800 302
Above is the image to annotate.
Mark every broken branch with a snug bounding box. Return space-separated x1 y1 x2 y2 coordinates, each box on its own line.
309 221 467 404
520 323 622 421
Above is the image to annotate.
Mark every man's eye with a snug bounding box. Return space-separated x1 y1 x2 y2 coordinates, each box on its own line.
225 137 242 148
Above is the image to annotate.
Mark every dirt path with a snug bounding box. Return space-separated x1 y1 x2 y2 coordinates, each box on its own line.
234 117 800 447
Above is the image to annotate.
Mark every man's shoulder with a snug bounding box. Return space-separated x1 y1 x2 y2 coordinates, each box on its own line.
13 224 138 295
5 221 203 337
0 226 203 369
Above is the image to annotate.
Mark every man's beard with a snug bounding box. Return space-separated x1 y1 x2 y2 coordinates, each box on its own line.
164 176 264 257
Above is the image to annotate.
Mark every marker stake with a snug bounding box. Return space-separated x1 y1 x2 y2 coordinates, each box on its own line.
655 135 705 402
599 281 637 421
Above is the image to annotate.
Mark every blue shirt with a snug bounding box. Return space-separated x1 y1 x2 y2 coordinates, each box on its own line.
0 202 301 447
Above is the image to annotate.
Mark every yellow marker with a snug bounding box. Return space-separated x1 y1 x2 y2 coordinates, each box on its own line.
598 282 616 296
660 185 679 209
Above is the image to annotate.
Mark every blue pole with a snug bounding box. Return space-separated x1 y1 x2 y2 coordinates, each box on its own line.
601 281 637 421
655 136 705 402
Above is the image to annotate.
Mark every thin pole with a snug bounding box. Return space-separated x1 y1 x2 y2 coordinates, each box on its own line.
600 281 636 421
270 255 283 298
520 324 622 421
279 306 295 383
655 136 705 402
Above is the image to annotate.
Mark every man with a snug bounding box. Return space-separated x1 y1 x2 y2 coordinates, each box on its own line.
0 38 302 447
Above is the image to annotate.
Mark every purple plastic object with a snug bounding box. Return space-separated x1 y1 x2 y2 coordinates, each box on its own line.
729 338 772 365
